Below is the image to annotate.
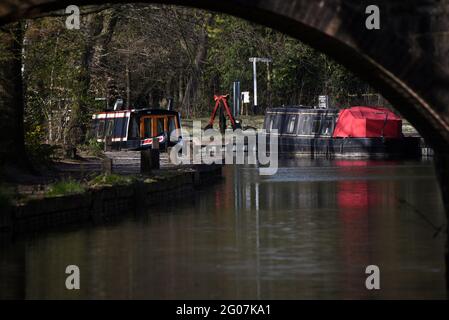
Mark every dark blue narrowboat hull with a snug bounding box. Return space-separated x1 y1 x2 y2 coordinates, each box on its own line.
268 136 422 159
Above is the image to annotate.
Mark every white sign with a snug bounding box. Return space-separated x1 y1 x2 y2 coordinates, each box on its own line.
318 95 329 109
249 57 272 63
242 92 250 104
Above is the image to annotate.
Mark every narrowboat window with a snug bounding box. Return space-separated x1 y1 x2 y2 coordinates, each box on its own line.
296 117 303 134
311 117 321 134
272 115 278 130
105 119 114 137
113 118 125 138
329 116 335 133
168 116 176 134
286 116 297 133
156 118 165 136
321 120 329 135
274 115 284 131
321 117 334 135
128 116 139 139
97 120 105 138
143 118 152 138
301 117 310 134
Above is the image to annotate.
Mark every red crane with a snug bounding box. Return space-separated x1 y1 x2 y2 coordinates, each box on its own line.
204 94 241 131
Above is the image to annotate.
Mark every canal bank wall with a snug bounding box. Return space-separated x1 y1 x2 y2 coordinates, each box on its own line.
0 164 222 234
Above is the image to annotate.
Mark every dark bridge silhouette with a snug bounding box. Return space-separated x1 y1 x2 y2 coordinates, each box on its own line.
1 0 449 286
2 1 449 149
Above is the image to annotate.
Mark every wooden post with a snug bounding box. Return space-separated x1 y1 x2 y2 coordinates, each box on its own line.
152 137 159 150
141 148 160 174
104 136 113 152
102 157 113 174
141 150 151 174
151 148 160 170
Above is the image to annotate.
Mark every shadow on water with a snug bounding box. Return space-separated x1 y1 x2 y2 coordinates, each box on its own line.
0 158 447 299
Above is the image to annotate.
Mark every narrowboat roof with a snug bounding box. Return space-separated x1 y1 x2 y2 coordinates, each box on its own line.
266 106 339 114
333 106 402 138
93 108 179 117
339 106 401 120
130 108 179 116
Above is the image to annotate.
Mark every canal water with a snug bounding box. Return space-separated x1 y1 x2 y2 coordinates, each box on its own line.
0 159 447 299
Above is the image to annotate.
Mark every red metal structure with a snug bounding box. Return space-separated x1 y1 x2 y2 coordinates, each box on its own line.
204 94 241 131
333 106 402 138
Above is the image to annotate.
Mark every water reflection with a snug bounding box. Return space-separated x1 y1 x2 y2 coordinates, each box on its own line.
0 159 446 299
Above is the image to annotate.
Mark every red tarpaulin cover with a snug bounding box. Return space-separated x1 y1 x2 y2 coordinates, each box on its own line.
332 106 402 138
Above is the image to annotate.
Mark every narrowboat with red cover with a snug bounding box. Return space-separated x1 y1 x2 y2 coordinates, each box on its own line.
263 105 422 158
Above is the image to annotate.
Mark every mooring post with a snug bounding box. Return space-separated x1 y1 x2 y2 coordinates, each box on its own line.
102 157 113 174
152 137 159 150
151 137 160 169
140 139 160 174
434 149 449 293
104 136 113 152
140 150 152 174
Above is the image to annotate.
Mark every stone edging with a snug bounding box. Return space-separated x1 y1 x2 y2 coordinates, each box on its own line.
0 164 222 233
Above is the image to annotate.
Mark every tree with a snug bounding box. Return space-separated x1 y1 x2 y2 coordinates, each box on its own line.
12 3 381 164
0 22 29 170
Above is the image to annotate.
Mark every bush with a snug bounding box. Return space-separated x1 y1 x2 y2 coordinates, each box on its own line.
25 125 59 166
46 179 86 197
83 138 105 157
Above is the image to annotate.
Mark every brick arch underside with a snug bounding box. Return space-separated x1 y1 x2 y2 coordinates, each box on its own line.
1 0 449 150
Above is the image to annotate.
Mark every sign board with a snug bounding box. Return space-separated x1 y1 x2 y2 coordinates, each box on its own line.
242 91 250 104
318 95 329 109
249 57 272 63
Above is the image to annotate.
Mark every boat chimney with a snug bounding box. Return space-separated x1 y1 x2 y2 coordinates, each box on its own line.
167 98 174 111
114 98 124 111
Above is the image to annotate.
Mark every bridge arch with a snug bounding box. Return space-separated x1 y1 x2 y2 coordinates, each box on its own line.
1 0 449 152
1 0 449 290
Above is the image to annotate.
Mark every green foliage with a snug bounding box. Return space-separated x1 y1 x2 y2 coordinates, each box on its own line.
205 14 373 110
24 17 88 146
83 138 104 157
88 174 136 188
46 179 86 197
25 124 59 166
22 4 380 142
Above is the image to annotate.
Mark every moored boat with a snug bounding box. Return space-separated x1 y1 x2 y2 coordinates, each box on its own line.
263 105 422 159
90 108 182 151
